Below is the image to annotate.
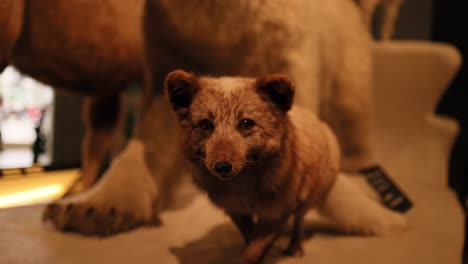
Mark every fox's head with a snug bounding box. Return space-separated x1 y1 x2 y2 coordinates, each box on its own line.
165 70 295 181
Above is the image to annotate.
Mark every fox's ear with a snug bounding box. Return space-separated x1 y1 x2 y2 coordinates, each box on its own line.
256 74 295 112
165 70 199 110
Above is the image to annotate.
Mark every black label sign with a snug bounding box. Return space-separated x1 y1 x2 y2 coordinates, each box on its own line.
360 166 413 213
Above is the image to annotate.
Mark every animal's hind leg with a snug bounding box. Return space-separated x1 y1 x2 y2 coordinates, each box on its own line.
355 0 380 30
131 0 198 211
77 93 127 191
283 211 305 257
43 91 161 236
320 31 374 172
319 174 407 236
380 0 404 40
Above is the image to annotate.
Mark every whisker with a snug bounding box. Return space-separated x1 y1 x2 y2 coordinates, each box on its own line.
192 158 206 168
247 160 264 165
192 153 206 160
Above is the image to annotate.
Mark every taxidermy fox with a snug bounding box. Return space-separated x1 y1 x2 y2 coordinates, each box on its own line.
165 70 407 264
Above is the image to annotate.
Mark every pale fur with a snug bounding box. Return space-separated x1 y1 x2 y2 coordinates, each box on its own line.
44 0 380 235
143 0 374 170
44 140 160 234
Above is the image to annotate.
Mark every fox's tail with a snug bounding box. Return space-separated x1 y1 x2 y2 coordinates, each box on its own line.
318 173 407 236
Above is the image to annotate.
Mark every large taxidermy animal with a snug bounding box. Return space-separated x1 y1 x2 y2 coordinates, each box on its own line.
1 0 399 236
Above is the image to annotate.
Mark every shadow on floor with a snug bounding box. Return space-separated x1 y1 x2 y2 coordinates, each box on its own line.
170 219 343 264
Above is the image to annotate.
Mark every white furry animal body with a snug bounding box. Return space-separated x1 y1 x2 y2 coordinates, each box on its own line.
145 0 374 170
43 0 405 237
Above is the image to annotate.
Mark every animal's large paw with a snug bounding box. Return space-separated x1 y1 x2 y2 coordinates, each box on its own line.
42 140 160 236
42 200 160 236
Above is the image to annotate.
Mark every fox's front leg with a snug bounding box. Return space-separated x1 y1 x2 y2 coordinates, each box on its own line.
242 217 288 264
228 213 255 245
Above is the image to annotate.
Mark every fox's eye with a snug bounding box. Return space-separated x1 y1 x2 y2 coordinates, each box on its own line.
197 119 214 131
238 118 256 130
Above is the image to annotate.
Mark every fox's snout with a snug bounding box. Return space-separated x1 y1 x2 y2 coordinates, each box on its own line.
205 137 247 181
213 161 234 179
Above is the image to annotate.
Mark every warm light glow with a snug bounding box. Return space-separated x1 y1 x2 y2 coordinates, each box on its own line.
0 184 65 208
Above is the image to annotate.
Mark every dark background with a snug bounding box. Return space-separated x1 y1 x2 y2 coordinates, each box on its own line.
387 0 467 262
431 1 468 263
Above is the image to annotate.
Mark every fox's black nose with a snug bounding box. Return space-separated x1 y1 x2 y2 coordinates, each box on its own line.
214 161 232 175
